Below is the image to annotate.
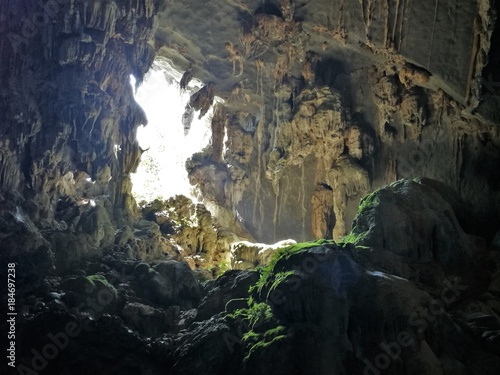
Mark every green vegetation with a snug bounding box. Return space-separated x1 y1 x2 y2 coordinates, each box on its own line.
215 260 231 277
267 271 295 293
339 190 380 245
85 274 117 297
340 228 367 245
251 239 335 295
357 190 380 215
86 274 113 288
227 239 340 363
228 299 274 330
227 297 286 362
242 325 287 362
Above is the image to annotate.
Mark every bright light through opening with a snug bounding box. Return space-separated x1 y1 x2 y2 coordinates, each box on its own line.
130 59 218 203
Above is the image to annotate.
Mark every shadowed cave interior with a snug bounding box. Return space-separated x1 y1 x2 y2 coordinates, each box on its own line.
1 1 500 374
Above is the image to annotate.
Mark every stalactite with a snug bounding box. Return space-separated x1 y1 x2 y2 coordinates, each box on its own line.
273 177 280 241
327 156 370 239
210 104 226 163
301 161 306 235
252 108 265 238
190 82 216 119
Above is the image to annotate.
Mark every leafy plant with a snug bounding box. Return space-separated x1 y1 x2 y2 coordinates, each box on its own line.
228 300 274 330
340 229 367 245
242 325 287 362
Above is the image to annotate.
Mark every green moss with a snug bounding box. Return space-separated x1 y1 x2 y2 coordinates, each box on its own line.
227 240 339 363
262 325 286 339
268 271 295 292
241 329 260 343
357 190 380 215
86 275 117 295
214 260 231 278
340 228 367 245
251 239 335 295
339 190 380 245
86 274 108 287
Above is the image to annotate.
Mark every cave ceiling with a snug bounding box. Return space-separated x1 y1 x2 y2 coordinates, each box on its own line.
156 0 485 106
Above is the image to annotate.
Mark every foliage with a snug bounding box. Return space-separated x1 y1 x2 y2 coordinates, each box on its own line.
251 239 335 295
227 298 286 362
215 260 231 277
242 325 287 362
339 190 380 245
226 239 340 364
86 274 112 288
357 190 380 215
339 228 367 245
228 300 274 330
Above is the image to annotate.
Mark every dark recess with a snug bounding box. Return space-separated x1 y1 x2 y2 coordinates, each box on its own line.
254 2 283 18
314 57 345 87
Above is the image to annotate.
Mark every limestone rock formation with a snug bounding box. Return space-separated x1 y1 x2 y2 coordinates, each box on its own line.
230 239 296 270
169 179 500 375
349 180 481 277
155 0 500 242
1 1 500 375
2 178 500 374
140 195 238 271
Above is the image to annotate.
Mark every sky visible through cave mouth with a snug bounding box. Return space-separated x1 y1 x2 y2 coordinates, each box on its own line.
130 60 214 203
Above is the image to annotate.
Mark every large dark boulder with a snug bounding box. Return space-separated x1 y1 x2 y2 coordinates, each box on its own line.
197 270 259 321
0 200 54 295
131 260 201 309
347 179 486 287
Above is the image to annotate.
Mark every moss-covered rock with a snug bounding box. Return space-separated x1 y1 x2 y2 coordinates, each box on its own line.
250 239 336 295
230 239 297 270
344 179 482 285
197 270 260 321
60 274 118 317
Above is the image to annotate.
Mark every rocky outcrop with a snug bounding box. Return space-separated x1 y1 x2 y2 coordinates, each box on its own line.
140 195 240 271
230 239 296 270
348 180 482 279
168 179 500 375
2 178 500 375
196 269 259 321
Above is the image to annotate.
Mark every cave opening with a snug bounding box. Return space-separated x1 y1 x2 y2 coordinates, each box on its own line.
129 59 215 204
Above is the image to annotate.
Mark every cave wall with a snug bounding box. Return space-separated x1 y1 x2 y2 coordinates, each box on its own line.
157 0 500 242
0 0 165 225
1 0 499 245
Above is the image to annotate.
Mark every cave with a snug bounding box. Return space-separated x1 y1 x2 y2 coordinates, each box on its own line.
129 59 214 203
1 1 500 375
